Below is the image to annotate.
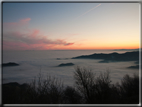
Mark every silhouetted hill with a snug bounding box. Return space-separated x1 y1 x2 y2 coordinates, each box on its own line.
57 63 74 67
72 51 139 62
3 82 29 88
112 48 140 51
128 65 139 69
2 62 19 67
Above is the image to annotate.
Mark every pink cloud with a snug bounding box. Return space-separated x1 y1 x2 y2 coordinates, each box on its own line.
3 29 74 50
30 29 40 38
3 18 74 50
3 40 56 50
3 40 28 50
19 18 31 24
3 18 31 28
64 43 74 46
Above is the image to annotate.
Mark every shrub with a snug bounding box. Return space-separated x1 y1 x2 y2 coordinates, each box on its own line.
73 66 139 104
74 66 96 103
25 72 64 104
118 74 139 104
74 66 114 103
94 70 112 103
63 86 82 104
2 67 139 104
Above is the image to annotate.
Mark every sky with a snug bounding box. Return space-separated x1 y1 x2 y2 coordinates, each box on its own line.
2 2 140 50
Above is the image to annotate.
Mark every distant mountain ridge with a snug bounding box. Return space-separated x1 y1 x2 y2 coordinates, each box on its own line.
2 62 19 67
112 48 140 51
72 51 140 62
57 63 74 67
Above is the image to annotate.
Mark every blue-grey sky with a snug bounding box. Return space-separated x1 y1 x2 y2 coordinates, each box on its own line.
3 2 140 50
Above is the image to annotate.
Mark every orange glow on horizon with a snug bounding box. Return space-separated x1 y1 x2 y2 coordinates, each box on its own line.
48 45 139 50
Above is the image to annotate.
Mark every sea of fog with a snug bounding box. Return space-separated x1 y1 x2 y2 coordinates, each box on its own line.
2 50 139 86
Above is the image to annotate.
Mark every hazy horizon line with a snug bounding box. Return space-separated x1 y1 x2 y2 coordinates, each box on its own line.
2 48 140 51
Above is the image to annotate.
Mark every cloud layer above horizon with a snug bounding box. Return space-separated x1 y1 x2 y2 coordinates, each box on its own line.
3 18 74 50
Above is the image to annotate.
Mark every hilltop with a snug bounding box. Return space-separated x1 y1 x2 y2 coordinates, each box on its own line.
72 51 139 63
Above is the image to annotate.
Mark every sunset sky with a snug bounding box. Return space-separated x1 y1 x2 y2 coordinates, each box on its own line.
3 3 140 50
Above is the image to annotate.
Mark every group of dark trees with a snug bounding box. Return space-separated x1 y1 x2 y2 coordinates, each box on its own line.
2 66 139 104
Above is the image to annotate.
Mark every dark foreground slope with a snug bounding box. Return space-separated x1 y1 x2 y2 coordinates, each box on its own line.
2 67 139 104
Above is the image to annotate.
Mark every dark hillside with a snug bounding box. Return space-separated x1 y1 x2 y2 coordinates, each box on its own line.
72 51 139 62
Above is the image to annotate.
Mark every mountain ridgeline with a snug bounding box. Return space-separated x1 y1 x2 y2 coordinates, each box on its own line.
72 51 139 63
